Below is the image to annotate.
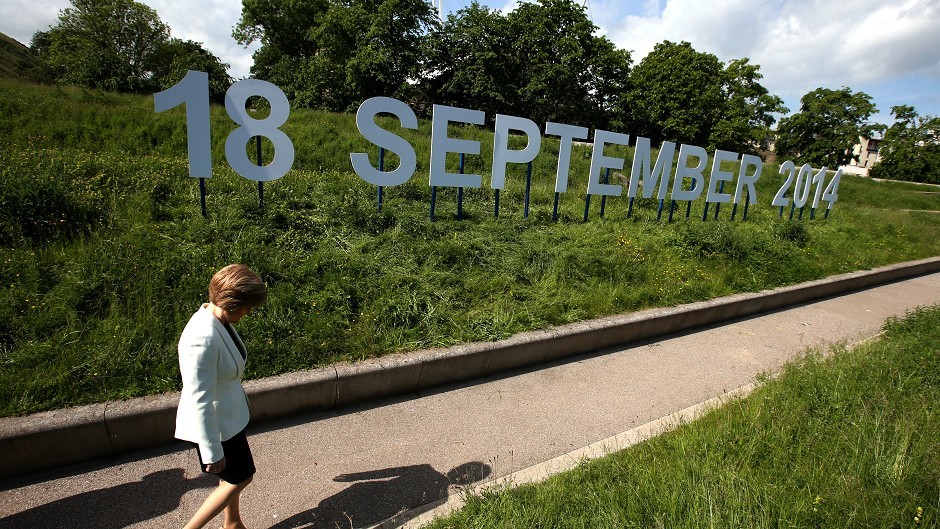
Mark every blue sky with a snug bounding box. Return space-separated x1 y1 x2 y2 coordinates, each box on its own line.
3 0 939 125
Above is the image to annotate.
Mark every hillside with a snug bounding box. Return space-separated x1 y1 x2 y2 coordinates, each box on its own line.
1 80 939 417
0 32 40 80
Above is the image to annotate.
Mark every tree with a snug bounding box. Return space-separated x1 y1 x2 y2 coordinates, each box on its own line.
775 87 881 167
422 0 630 128
234 0 438 112
709 58 787 153
624 42 784 154
150 39 232 102
421 2 515 117
31 0 170 93
505 0 631 129
868 106 940 184
625 41 725 148
30 0 231 95
586 36 633 131
233 0 327 62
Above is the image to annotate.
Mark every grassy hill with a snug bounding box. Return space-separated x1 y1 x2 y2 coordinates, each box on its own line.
1 79 938 416
0 32 40 80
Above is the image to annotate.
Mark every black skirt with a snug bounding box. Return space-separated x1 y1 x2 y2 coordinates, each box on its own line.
192 429 256 485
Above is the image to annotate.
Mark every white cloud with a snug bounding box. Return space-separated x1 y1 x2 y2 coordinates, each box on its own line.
0 1 66 45
497 0 521 14
598 0 940 114
137 0 258 78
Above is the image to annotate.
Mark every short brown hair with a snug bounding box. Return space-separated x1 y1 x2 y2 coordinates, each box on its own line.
208 264 267 312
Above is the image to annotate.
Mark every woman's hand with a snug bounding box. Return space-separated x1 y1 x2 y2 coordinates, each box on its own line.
205 457 227 474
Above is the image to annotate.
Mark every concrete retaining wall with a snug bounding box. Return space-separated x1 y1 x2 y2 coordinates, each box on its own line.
2 256 938 478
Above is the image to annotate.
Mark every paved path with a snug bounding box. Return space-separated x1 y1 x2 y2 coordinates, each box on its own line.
1 272 939 529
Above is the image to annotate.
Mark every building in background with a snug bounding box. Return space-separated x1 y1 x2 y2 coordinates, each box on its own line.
842 135 882 176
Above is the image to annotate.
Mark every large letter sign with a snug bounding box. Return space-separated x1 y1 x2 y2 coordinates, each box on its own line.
492 114 542 190
154 70 212 179
350 97 418 186
629 138 674 200
587 130 629 197
735 155 762 204
430 104 486 188
706 150 739 204
545 122 589 194
224 79 294 182
671 144 708 202
156 70 295 182
156 71 845 220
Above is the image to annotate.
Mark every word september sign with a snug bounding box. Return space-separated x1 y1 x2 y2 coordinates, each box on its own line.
155 71 843 217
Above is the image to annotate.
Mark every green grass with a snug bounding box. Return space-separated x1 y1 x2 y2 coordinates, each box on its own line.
0 32 37 80
425 304 940 529
1 78 939 416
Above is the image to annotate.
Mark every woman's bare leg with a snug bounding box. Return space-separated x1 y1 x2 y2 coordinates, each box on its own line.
222 489 248 529
183 477 252 529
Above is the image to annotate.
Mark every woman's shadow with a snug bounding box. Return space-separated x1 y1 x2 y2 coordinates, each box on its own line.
0 468 215 529
270 461 491 529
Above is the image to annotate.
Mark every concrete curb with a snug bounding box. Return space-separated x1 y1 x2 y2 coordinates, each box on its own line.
2 256 938 478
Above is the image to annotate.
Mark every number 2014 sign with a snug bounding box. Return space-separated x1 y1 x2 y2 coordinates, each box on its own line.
155 70 842 220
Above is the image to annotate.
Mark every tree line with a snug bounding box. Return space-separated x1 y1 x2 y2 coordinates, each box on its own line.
233 0 787 157
28 0 938 182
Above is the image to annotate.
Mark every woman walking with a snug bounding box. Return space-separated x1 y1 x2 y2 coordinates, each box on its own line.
176 264 266 529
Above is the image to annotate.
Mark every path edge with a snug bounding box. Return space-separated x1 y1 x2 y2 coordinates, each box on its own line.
2 256 938 479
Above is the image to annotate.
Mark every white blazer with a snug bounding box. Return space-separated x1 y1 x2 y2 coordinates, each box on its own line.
175 304 250 464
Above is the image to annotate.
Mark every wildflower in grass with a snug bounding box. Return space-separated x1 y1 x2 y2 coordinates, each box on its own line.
915 506 923 524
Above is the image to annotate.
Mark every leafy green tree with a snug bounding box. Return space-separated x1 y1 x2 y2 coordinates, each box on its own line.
346 0 438 104
234 0 438 111
775 87 881 167
232 0 329 106
709 58 787 153
587 37 633 131
421 2 515 117
31 0 170 93
625 41 725 148
505 0 630 129
150 39 232 102
869 106 940 184
625 42 784 154
422 0 629 129
232 0 327 65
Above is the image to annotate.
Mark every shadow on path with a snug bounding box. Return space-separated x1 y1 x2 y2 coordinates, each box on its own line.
0 468 214 529
271 461 491 529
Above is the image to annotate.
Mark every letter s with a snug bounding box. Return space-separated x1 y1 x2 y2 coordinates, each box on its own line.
350 97 418 186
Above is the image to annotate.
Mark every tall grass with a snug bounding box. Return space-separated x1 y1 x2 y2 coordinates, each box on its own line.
426 304 940 529
1 79 939 416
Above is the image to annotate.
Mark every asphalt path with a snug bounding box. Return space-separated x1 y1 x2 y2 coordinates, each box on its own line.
1 272 938 529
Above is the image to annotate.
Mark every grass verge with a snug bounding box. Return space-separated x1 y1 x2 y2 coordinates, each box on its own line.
425 304 940 529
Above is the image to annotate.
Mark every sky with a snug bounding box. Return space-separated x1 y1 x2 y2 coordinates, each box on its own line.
2 0 939 125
